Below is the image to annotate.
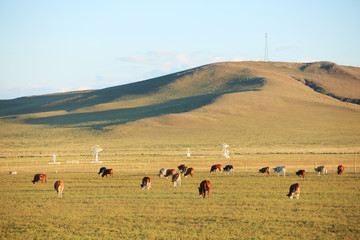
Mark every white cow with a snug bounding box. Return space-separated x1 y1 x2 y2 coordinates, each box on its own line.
273 166 286 176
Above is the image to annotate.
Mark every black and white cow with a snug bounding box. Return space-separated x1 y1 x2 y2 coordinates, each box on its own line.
223 165 234 175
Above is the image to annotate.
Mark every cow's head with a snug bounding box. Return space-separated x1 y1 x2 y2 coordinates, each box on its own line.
198 187 205 197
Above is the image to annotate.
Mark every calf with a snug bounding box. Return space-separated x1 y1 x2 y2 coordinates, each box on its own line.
210 164 222 173
178 164 188 175
296 170 306 178
223 165 234 175
337 165 344 175
273 166 286 176
32 174 47 184
172 173 181 187
140 177 151 190
158 168 165 178
102 168 113 177
184 167 194 178
287 183 300 199
199 180 212 198
259 167 270 176
98 167 106 175
54 180 64 198
314 166 327 175
164 169 176 178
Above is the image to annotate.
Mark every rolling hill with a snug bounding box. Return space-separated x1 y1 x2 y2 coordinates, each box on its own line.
1 61 360 152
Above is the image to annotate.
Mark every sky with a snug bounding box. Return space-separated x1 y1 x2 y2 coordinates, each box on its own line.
0 0 359 100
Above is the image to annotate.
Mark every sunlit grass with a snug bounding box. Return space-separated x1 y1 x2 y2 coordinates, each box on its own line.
1 166 359 239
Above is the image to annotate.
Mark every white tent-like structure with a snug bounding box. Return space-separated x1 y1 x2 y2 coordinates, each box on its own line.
91 145 103 163
49 153 61 164
222 143 230 159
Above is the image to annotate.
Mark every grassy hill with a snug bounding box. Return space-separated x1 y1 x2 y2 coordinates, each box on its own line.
0 61 360 153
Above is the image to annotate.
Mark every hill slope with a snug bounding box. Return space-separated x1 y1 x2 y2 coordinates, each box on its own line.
1 61 360 152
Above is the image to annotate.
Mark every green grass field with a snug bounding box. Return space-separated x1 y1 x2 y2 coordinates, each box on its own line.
0 153 359 240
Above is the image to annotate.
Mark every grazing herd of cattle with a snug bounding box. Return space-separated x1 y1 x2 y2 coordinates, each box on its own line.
30 163 345 199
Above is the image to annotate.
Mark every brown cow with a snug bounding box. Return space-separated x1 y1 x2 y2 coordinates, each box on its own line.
164 169 176 178
54 180 64 198
259 167 270 175
140 177 151 190
199 180 212 198
287 183 300 199
337 165 344 175
178 164 188 175
102 168 113 177
32 174 47 184
172 173 181 187
296 170 306 178
314 166 327 175
210 164 222 173
184 167 194 178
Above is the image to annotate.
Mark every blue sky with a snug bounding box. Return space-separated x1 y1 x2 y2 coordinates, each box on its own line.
0 0 359 99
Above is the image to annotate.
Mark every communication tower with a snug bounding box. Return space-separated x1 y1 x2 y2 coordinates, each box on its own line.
264 33 269 61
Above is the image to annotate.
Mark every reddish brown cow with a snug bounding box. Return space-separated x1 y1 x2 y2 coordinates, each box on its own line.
296 170 306 178
287 183 300 199
164 169 176 178
210 164 222 173
102 168 113 177
178 164 188 175
32 174 47 184
259 167 270 175
184 167 194 178
54 180 64 198
337 165 344 175
140 177 151 190
199 180 212 198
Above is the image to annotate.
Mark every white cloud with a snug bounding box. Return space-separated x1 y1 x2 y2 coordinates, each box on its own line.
116 50 250 78
61 88 70 92
78 86 90 91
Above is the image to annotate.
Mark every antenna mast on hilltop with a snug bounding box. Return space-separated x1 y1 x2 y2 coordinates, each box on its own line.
264 33 269 61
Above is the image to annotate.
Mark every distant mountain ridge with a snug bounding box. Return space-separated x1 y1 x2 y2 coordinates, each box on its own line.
0 61 359 129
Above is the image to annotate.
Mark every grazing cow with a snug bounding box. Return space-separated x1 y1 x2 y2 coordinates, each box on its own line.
184 167 194 178
199 180 212 198
210 164 222 173
54 180 64 198
287 183 300 199
98 167 106 175
223 165 234 174
158 168 165 178
140 177 151 190
164 169 176 178
9 171 17 175
102 168 113 177
178 164 188 175
32 174 47 184
314 166 327 175
172 173 181 187
296 170 306 178
273 166 286 176
337 165 344 175
259 167 270 176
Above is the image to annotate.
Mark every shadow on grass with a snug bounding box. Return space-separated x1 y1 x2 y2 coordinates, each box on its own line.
24 92 259 129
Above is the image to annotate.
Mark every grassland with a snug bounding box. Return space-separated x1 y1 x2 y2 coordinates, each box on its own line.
1 155 359 239
1 151 359 239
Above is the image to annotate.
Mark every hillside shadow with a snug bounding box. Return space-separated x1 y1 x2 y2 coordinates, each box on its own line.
0 70 196 117
24 91 259 129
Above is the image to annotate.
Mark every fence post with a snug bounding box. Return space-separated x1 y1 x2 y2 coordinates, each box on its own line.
355 161 357 174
